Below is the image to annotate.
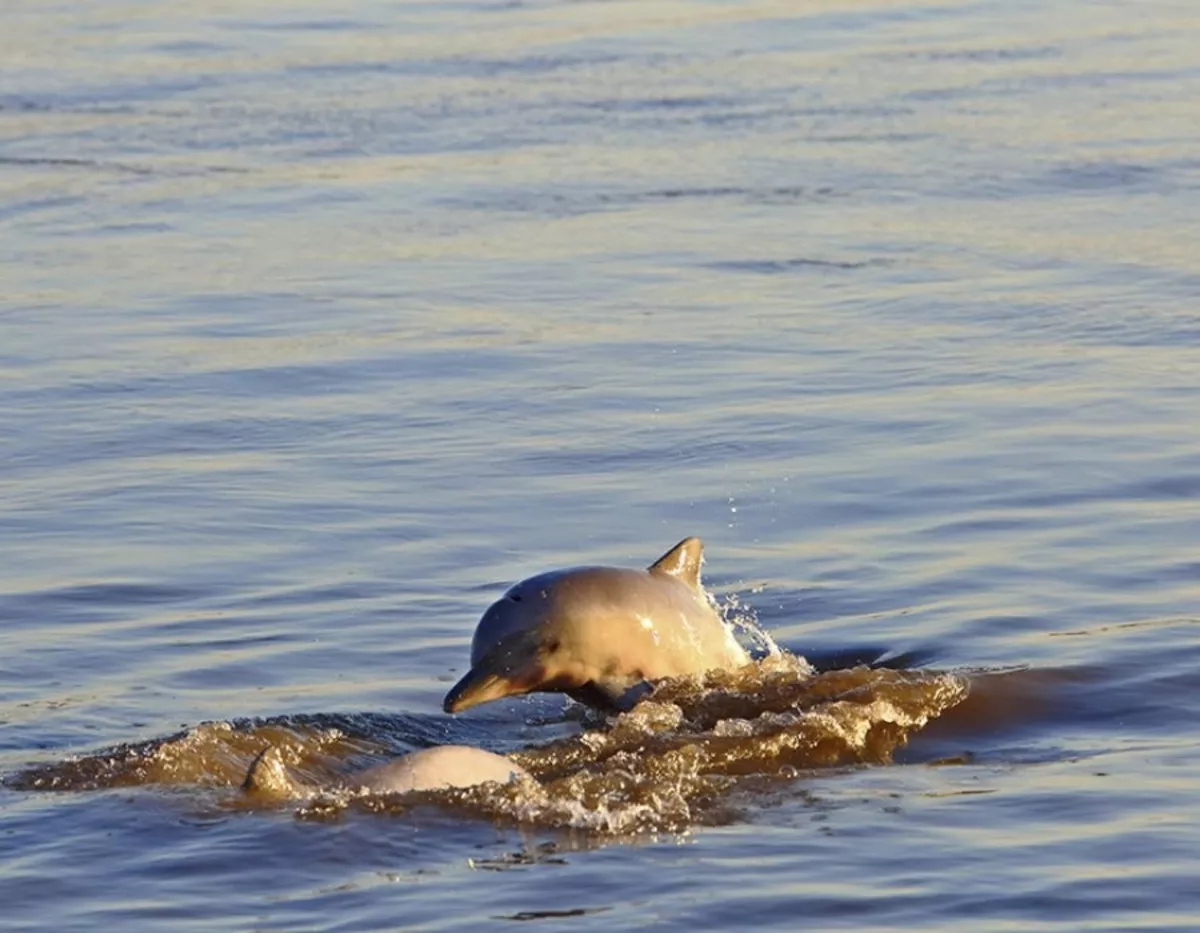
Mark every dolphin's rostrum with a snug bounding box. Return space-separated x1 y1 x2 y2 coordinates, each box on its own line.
443 537 750 714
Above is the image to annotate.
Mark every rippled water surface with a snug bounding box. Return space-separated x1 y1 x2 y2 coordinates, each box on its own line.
3 0 1199 930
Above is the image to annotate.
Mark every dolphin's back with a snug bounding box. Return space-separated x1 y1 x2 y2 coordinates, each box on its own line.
243 745 529 799
346 746 527 794
550 566 748 682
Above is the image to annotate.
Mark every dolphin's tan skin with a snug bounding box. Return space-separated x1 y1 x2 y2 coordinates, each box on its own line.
242 745 529 799
443 537 750 714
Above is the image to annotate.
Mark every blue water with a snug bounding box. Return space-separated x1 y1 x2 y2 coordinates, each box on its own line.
3 0 1200 929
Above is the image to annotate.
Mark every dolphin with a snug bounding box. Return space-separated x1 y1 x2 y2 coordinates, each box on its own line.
242 744 530 799
443 536 750 714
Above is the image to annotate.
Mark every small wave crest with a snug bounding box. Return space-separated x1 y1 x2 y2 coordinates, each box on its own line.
8 656 967 834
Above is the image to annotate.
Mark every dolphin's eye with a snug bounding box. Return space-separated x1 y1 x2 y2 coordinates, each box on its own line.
509 594 522 602
545 639 561 654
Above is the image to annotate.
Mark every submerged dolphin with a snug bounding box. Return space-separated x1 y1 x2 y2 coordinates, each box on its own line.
242 745 530 798
443 536 750 714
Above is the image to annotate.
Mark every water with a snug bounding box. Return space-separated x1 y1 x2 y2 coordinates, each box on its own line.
2 0 1199 929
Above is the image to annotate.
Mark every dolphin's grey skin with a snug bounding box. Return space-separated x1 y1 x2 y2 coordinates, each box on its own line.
443 537 750 714
242 745 530 798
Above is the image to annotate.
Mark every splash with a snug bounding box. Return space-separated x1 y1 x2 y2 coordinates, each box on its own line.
8 656 967 835
715 589 788 660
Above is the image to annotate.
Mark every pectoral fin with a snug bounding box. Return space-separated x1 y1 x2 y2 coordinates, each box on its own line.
567 678 654 713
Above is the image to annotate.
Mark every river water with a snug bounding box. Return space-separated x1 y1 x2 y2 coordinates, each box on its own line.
2 0 1199 930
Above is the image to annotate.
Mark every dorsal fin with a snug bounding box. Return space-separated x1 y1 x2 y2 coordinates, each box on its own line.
647 537 704 589
242 745 302 799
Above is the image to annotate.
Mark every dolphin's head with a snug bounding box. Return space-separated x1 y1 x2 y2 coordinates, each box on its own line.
442 568 599 714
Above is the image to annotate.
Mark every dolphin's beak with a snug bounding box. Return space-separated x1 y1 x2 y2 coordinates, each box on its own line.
443 664 534 714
